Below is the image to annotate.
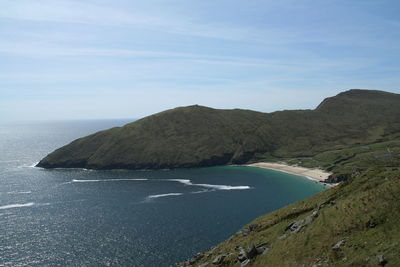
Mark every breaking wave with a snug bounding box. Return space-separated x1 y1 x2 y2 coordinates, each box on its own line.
163 179 251 190
70 177 250 201
29 162 39 168
0 202 35 210
72 178 148 183
147 193 183 199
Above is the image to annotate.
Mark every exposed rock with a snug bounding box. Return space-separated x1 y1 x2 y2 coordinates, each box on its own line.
286 206 320 234
176 261 190 267
289 220 304 233
237 246 247 262
204 247 216 257
240 259 250 267
325 173 351 183
332 240 345 250
278 233 288 240
377 254 388 266
237 229 248 236
178 252 204 266
199 263 208 267
212 255 225 265
284 221 295 231
238 224 259 236
236 242 268 263
256 242 268 248
256 247 268 255
366 219 378 228
246 244 258 259
248 224 258 231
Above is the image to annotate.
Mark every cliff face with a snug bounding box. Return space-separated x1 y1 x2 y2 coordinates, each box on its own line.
37 89 400 170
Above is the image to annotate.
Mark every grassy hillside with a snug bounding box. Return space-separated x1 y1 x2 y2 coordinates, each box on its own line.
37 89 400 170
178 138 400 266
36 88 400 266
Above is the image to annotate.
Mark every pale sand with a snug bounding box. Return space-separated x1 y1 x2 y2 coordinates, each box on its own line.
247 162 333 184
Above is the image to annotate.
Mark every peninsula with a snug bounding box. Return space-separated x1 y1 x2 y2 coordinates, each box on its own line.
37 89 400 266
37 89 400 184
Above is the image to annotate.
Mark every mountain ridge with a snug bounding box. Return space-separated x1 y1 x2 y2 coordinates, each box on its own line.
37 89 400 173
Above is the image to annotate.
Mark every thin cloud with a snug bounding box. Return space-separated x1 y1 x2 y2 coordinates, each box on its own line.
0 0 342 44
0 41 375 73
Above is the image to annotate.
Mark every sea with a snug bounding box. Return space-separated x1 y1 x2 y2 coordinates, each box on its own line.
0 120 325 266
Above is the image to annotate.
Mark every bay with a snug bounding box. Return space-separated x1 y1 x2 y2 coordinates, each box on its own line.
0 120 325 266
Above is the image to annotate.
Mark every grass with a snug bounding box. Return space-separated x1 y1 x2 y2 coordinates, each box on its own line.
34 88 400 266
279 136 400 182
185 167 400 266
38 89 400 170
178 135 400 266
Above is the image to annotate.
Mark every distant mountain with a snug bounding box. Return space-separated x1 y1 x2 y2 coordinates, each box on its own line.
37 89 400 170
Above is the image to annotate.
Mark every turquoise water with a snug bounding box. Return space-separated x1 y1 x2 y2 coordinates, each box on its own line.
0 120 325 266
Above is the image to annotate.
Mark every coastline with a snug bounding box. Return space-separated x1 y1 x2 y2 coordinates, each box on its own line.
247 162 334 185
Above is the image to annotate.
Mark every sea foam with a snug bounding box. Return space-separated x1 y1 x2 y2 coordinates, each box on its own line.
0 202 35 210
72 178 148 183
147 193 183 199
29 162 39 168
164 179 251 190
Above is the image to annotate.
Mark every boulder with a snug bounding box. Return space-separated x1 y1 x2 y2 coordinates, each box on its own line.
287 206 321 234
377 254 387 266
366 219 378 228
256 247 268 255
248 224 258 231
332 240 345 250
212 255 225 265
237 247 247 262
246 244 258 259
240 259 250 267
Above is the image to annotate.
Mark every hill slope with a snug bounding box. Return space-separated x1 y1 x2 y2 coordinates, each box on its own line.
37 89 400 170
178 138 400 266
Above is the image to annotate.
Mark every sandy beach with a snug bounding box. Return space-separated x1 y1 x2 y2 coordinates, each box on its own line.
247 162 332 183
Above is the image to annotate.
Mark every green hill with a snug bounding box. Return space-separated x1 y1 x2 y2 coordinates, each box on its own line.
178 138 400 266
37 88 400 266
37 89 400 170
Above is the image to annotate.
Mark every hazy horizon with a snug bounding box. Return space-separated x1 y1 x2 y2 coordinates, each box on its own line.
1 88 398 124
1 0 400 122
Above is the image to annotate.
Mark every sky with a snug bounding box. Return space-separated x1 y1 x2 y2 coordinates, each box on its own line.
1 0 399 122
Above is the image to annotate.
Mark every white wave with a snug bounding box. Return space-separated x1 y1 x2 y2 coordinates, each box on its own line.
29 162 39 168
195 184 251 190
147 193 183 199
164 179 192 185
190 190 211 194
35 202 51 207
0 202 35 210
163 179 251 190
16 161 39 169
72 178 148 183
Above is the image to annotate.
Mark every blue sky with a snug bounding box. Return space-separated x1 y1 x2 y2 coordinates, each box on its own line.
1 0 399 121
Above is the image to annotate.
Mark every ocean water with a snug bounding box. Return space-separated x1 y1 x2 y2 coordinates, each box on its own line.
0 120 325 266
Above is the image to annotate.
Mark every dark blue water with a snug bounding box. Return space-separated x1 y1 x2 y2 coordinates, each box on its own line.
0 120 325 266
